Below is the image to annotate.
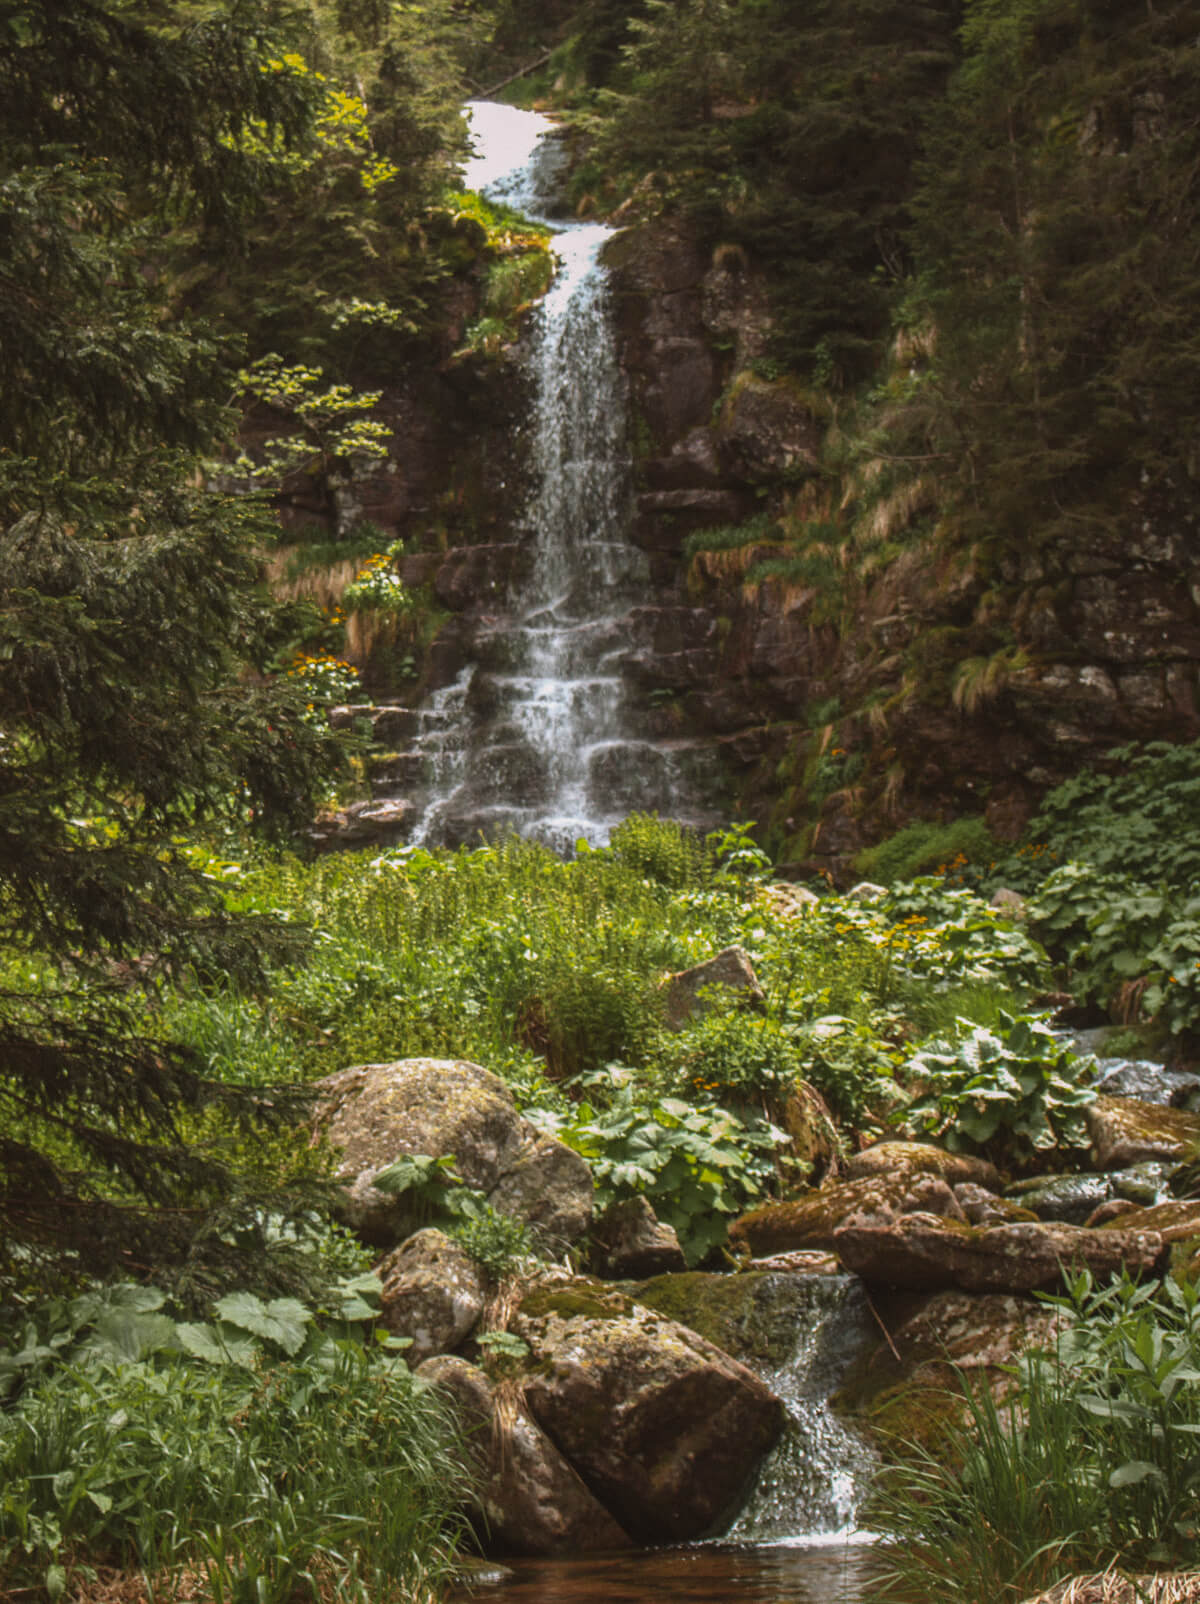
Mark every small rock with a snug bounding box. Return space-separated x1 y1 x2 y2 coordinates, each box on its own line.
989 888 1027 919
487 1133 595 1252
659 945 764 1031
1087 1095 1200 1169
1084 1198 1140 1227
377 1229 488 1363
954 1183 1035 1227
780 1081 840 1184
1004 1173 1113 1225
845 1141 1001 1190
746 1250 842 1274
589 1196 688 1279
846 881 887 901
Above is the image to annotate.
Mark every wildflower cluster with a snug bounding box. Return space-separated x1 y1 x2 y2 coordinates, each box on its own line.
287 652 362 715
342 548 413 614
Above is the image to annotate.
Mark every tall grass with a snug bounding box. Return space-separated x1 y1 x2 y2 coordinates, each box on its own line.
872 1274 1200 1602
0 1336 470 1603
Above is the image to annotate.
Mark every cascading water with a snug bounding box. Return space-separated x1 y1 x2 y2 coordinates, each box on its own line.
405 103 695 849
722 1273 879 1545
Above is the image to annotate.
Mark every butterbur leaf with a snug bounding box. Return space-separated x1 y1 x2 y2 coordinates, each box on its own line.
214 1292 312 1356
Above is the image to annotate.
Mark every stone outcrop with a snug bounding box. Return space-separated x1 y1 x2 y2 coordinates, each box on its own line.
844 1141 1001 1190
1086 1095 1200 1169
730 1172 974 1258
833 1213 1166 1293
416 1355 633 1555
314 1058 593 1249
514 1283 784 1542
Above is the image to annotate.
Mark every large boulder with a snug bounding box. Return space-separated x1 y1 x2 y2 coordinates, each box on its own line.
514 1283 784 1542
377 1229 488 1364
833 1212 1166 1293
416 1355 632 1555
730 1173 969 1258
314 1059 593 1249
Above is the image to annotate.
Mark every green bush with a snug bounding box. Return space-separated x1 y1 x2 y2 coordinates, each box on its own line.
854 815 1001 886
873 1273 1200 1600
902 1011 1096 1163
534 1069 784 1266
0 1279 470 1602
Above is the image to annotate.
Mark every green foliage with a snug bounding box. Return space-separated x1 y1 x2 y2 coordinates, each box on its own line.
541 1070 784 1265
682 513 782 563
450 1206 535 1283
0 1277 468 1602
0 0 348 1285
903 1011 1096 1162
873 1273 1200 1599
855 815 1002 886
233 355 393 487
1027 863 1200 1039
1025 742 1200 894
607 813 712 889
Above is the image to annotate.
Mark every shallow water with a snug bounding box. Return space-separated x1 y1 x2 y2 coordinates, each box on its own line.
450 1539 886 1603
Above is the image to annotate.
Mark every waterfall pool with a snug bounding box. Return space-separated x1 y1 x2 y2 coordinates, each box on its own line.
450 1539 884 1602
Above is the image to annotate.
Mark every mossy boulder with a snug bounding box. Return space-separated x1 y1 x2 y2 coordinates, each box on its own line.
845 1141 1001 1190
314 1058 593 1248
835 1288 1061 1461
730 1174 967 1258
376 1228 487 1364
514 1288 784 1543
1086 1095 1200 1169
633 1268 857 1368
834 1213 1166 1293
416 1355 632 1556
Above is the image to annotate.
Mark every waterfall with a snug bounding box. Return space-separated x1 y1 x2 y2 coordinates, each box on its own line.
724 1274 879 1544
405 102 696 850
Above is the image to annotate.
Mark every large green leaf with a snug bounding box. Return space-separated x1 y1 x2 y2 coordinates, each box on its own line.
214 1292 312 1356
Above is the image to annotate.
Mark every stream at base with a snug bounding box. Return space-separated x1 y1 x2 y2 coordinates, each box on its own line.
450 1539 885 1603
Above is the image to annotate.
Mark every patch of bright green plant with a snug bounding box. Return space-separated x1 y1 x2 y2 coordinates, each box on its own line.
1023 740 1200 893
901 1011 1096 1163
873 1272 1200 1600
682 512 782 563
853 815 1002 887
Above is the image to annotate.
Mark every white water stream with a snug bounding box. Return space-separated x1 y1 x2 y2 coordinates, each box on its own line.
407 102 687 849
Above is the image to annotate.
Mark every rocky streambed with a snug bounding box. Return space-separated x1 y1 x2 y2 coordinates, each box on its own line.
309 1031 1200 1575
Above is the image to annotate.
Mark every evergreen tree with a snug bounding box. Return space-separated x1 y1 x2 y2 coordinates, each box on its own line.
0 1 345 1292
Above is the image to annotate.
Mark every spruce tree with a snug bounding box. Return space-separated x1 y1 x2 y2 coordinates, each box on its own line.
0 1 345 1292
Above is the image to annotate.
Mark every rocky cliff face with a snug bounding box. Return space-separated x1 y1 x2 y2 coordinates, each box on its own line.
298 216 1200 868
602 218 1200 868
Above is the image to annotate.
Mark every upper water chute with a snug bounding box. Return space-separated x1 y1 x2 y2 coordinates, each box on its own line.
402 102 702 850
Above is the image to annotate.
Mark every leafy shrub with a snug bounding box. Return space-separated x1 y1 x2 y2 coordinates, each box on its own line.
608 813 711 889
1024 740 1200 893
873 1273 1200 1600
1028 863 1200 1038
535 1071 784 1265
902 1011 1096 1162
0 1279 469 1603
